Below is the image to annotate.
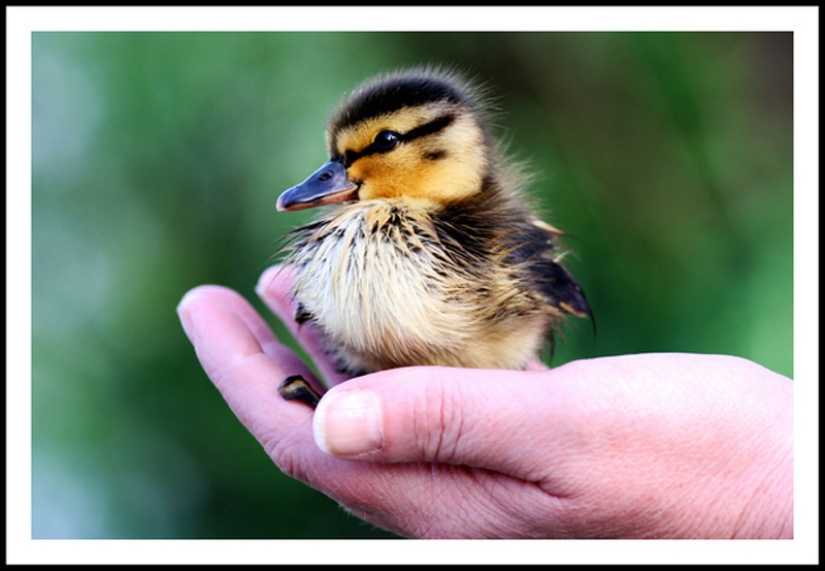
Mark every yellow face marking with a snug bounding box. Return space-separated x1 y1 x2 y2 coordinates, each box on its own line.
328 105 489 208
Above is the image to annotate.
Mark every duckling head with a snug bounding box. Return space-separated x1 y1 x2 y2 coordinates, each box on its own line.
277 68 494 213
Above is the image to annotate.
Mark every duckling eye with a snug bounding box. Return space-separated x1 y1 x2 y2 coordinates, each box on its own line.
373 130 400 151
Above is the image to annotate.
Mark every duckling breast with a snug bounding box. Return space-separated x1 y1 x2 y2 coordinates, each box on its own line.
286 200 551 374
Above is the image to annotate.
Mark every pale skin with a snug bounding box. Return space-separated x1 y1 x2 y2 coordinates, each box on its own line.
177 265 793 539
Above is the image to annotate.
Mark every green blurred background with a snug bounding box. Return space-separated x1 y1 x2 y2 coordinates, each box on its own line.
32 32 792 539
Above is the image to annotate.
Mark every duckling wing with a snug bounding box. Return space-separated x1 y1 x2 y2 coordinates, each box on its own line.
528 255 591 318
515 221 592 320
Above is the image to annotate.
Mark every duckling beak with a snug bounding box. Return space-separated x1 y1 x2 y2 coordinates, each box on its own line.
276 159 359 212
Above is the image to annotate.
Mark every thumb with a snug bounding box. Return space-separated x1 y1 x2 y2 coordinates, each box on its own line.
311 365 570 480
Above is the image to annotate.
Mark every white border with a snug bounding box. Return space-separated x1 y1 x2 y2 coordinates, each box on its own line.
6 6 820 32
7 5 819 565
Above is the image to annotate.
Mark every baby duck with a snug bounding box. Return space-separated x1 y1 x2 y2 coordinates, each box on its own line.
276 67 590 403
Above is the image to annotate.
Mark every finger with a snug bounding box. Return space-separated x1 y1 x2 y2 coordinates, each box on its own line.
256 265 350 387
177 290 382 503
177 288 323 429
177 289 534 537
525 358 549 372
310 365 579 485
179 286 323 393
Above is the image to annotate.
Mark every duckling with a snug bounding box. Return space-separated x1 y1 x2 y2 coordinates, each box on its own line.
275 67 591 406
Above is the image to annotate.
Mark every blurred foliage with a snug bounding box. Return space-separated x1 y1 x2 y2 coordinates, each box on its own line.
32 32 792 539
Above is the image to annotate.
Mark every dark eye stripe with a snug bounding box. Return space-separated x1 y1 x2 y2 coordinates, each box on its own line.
340 114 455 167
403 114 454 142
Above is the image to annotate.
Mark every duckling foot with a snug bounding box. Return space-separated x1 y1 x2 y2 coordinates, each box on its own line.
278 375 321 409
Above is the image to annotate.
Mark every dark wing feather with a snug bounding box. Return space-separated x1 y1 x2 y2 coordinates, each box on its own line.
528 255 592 318
513 221 592 320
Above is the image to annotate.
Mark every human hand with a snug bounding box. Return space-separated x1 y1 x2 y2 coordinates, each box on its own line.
177 266 793 539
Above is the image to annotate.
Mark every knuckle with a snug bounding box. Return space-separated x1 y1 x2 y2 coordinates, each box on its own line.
413 378 465 464
261 427 311 483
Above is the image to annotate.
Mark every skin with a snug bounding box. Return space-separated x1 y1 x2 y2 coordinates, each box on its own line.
176 265 793 539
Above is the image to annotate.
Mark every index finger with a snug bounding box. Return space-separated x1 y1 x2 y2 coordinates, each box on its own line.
177 287 321 427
